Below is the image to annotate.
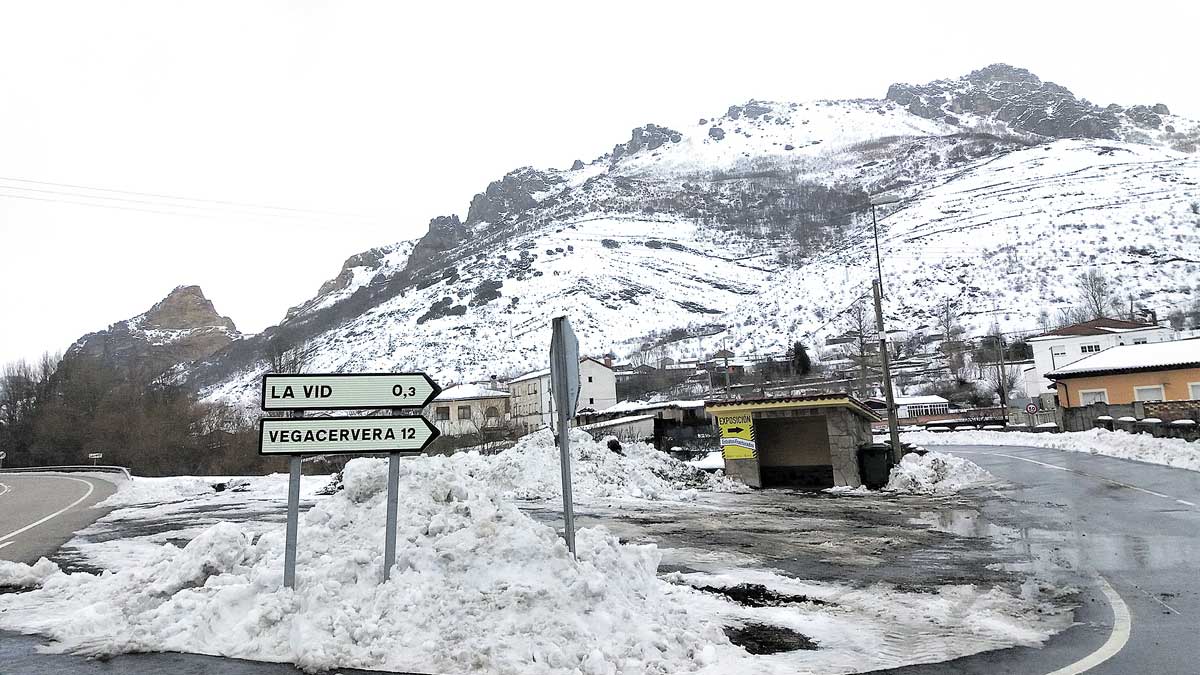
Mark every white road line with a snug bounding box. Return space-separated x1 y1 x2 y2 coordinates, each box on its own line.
0 475 96 544
0 541 12 550
956 451 1197 509
0 482 10 498
1046 576 1131 675
1130 583 1181 615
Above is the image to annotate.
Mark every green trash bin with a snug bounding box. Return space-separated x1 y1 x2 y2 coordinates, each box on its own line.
857 443 894 490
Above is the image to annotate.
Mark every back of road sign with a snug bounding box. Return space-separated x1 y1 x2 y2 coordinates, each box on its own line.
549 318 580 422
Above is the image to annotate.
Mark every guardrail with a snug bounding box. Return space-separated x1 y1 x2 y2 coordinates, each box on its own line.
0 465 132 480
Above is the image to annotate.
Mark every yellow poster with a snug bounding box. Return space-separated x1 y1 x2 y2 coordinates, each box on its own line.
717 413 756 460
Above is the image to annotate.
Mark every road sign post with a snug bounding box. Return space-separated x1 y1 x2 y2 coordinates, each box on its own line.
260 372 440 589
1025 402 1038 429
0 450 6 469
283 410 303 590
549 316 580 557
87 452 103 466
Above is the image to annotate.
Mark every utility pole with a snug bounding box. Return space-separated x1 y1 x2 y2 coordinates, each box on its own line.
869 194 903 463
996 334 1008 410
873 280 902 462
722 339 731 394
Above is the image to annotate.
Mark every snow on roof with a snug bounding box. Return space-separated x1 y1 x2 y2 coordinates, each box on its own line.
1029 317 1161 340
577 414 656 431
597 399 707 416
895 395 950 406
507 357 612 384
434 383 510 401
1047 338 1200 377
507 368 550 384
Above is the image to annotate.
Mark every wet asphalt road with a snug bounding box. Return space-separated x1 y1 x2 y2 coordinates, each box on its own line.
869 444 1200 675
0 474 117 564
3 446 1199 674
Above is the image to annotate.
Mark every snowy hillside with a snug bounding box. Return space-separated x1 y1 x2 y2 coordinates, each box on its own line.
183 65 1200 406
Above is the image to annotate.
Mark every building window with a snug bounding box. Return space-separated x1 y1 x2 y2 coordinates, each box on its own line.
1051 347 1067 356
588 397 594 405
1133 338 1147 345
457 405 472 420
1080 344 1101 354
1133 385 1165 402
435 406 450 421
588 376 593 382
1189 383 1200 400
1079 389 1108 405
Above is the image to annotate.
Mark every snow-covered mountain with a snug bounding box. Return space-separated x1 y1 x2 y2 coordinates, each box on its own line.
175 64 1199 405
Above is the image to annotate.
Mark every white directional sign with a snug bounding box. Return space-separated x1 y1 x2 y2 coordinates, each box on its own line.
261 373 441 411
87 453 103 460
259 416 439 456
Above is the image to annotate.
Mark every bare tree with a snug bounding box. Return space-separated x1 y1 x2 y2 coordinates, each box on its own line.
264 328 309 374
936 298 961 346
841 300 876 397
1077 268 1118 320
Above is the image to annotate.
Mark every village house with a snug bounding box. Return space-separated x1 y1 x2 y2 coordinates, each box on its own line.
1047 338 1200 406
1024 318 1176 399
508 357 617 435
424 383 512 437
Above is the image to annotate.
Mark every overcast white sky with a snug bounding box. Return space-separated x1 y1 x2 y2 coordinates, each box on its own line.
2 0 1197 364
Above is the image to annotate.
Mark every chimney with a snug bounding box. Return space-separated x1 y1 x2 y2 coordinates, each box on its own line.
603 355 613 368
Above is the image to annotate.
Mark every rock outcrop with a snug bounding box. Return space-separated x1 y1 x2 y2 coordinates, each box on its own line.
67 285 240 381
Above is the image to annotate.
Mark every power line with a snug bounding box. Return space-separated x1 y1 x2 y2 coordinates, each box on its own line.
0 175 391 222
0 184 386 225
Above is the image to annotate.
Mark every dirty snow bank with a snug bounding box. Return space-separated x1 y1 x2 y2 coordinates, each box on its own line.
885 451 996 494
677 569 1073 674
0 456 727 674
904 428 1200 473
449 428 745 501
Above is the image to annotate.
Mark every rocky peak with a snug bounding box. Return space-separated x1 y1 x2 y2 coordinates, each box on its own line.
887 63 1122 139
609 124 683 161
67 285 240 382
141 285 237 331
465 167 562 226
405 215 471 276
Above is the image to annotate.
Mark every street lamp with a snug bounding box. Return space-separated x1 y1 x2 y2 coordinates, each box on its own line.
869 193 902 463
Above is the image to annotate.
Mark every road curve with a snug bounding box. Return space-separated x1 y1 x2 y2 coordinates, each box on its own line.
0 473 118 564
871 444 1200 675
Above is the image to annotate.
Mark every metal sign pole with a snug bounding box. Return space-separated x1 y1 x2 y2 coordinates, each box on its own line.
550 317 580 558
383 407 404 582
283 410 303 589
383 452 400 580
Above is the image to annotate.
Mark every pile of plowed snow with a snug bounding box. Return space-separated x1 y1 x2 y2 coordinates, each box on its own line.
0 456 727 674
885 451 996 495
452 428 744 501
904 428 1200 473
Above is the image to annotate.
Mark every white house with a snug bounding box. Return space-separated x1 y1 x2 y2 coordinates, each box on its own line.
1024 318 1175 397
864 395 950 419
424 383 511 437
508 357 617 435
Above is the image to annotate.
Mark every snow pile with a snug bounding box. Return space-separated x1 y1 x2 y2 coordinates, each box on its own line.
904 428 1200 473
0 457 727 674
97 476 218 507
0 558 59 589
453 428 745 501
885 451 996 495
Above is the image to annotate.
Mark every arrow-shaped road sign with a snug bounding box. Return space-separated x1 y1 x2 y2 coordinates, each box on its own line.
261 373 441 411
259 416 440 456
